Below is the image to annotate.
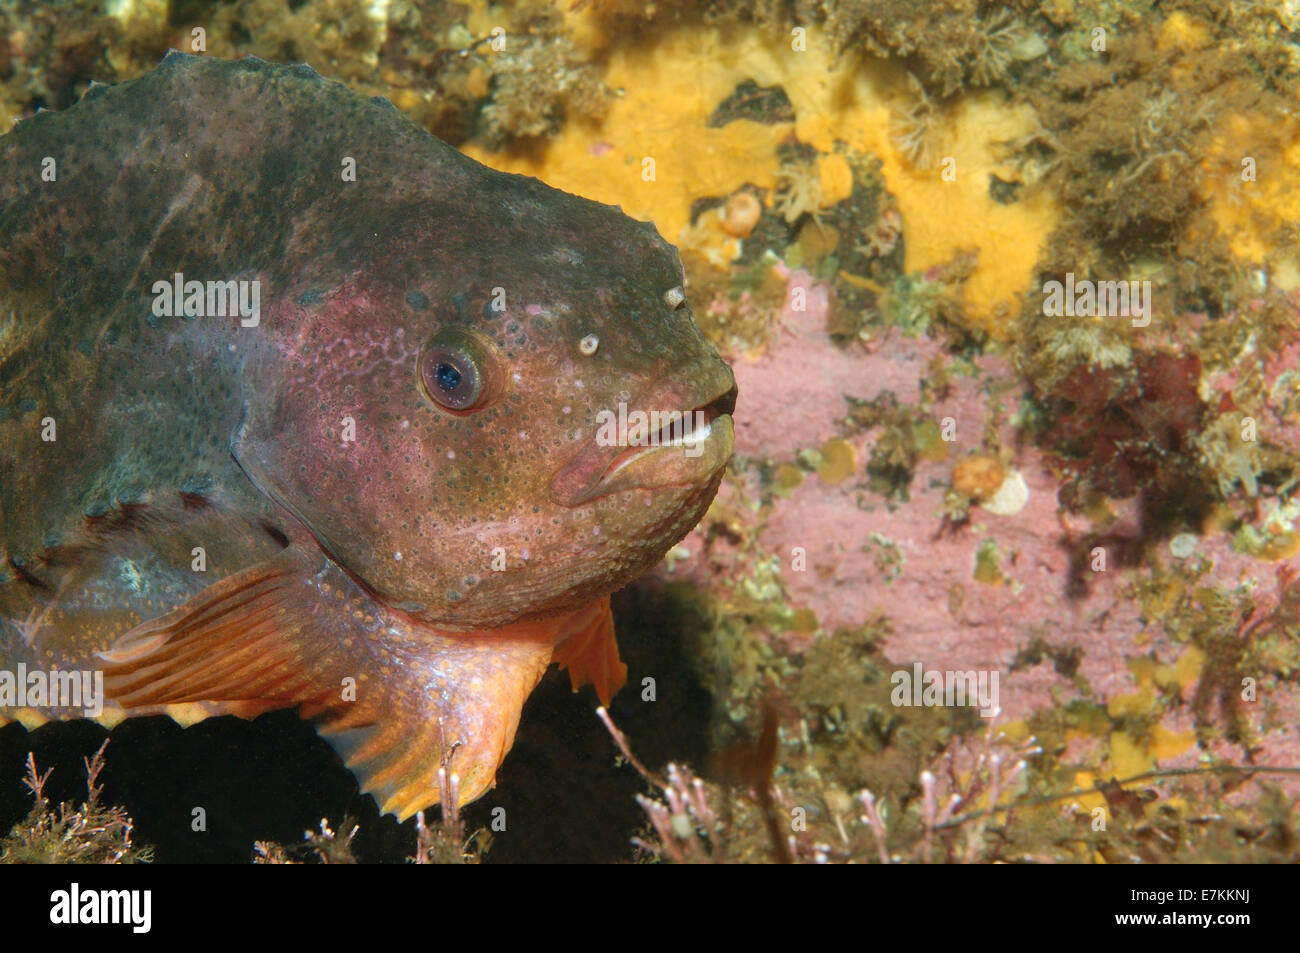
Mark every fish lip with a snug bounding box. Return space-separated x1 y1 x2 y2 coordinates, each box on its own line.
550 364 737 506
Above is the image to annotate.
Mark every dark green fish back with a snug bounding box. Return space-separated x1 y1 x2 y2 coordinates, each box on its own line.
0 55 447 667
3 56 401 566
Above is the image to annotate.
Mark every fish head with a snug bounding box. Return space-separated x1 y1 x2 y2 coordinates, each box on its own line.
234 172 735 629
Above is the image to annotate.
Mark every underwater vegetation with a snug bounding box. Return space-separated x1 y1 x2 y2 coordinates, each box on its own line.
1 0 1299 862
0 743 152 864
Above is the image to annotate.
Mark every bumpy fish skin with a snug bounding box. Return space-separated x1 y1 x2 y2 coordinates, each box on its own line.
0 53 735 818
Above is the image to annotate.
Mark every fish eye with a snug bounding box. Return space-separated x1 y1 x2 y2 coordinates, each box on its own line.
420 333 492 412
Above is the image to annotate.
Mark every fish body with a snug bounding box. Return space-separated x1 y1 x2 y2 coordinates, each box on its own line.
0 53 735 818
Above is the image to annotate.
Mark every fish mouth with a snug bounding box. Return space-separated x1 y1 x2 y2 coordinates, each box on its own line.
550 364 737 506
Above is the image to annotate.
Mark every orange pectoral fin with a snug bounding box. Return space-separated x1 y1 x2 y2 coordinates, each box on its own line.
550 596 627 707
99 544 601 820
100 544 336 713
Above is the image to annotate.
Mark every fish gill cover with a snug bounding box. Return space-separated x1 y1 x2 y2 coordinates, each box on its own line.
0 0 1297 868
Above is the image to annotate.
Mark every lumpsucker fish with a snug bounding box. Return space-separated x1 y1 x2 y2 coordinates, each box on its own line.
0 52 736 819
